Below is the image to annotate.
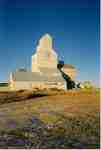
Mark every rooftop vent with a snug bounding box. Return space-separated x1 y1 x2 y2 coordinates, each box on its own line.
16 68 27 72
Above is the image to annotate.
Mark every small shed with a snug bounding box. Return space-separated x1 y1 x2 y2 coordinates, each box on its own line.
62 64 76 80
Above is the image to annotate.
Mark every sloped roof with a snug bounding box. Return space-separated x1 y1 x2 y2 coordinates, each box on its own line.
11 70 65 83
63 64 75 69
39 67 60 75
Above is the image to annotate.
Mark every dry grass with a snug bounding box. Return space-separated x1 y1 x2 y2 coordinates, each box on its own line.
0 89 100 148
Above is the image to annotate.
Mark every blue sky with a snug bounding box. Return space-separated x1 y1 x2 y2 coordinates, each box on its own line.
0 0 100 86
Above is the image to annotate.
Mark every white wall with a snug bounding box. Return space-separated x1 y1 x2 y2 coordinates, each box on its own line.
10 81 66 91
63 68 76 80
